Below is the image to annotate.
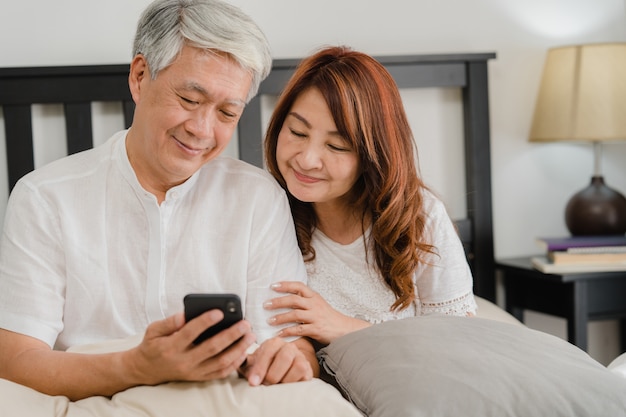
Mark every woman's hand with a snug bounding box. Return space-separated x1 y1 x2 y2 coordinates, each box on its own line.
240 337 316 386
265 281 371 345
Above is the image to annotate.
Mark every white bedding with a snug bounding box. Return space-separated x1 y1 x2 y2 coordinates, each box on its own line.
608 350 626 379
3 297 623 417
477 297 626 382
0 374 361 417
0 335 362 417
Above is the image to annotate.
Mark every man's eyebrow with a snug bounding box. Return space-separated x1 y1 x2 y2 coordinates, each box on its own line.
181 81 209 96
181 82 246 107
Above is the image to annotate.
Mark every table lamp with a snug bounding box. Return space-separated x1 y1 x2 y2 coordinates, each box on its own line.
529 42 626 236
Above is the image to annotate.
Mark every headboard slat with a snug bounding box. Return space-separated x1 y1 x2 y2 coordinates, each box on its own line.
237 97 263 167
462 60 495 300
122 101 135 129
3 105 35 190
65 102 94 154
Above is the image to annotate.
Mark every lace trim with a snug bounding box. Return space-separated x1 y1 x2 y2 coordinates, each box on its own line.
420 291 477 316
353 309 413 325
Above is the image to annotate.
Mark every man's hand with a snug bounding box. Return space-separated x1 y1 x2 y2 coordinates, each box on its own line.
240 337 317 386
126 310 256 385
0 310 256 400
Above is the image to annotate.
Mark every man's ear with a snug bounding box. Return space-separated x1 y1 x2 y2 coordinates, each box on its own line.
128 54 149 104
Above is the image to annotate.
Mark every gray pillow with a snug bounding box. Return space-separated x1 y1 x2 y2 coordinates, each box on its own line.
317 316 626 417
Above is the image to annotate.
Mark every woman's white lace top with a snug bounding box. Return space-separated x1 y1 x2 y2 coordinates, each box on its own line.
306 190 477 323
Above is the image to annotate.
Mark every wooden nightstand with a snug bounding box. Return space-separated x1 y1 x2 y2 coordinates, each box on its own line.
496 257 626 352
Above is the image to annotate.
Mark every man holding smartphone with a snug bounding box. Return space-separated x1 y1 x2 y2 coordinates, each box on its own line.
0 0 316 400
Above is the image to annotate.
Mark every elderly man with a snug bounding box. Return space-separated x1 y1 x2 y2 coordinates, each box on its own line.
0 0 316 401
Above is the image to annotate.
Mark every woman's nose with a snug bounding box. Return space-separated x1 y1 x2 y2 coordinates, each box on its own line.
297 143 323 169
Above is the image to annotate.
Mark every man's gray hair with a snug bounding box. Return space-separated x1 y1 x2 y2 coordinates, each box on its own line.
133 0 272 102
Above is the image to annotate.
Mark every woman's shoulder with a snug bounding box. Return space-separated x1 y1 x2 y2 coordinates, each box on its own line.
419 188 448 216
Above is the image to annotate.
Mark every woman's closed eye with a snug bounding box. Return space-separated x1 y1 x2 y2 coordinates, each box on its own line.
289 128 307 138
328 142 351 152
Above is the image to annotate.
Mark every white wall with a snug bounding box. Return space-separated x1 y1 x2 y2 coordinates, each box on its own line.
1 0 625 364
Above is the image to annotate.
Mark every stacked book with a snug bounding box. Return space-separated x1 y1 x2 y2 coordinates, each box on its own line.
532 235 626 274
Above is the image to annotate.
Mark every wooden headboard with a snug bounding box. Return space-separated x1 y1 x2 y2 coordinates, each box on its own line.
0 52 497 301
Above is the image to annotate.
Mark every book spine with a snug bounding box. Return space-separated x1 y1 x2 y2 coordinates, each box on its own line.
549 251 626 265
566 246 626 254
538 237 626 252
532 256 626 273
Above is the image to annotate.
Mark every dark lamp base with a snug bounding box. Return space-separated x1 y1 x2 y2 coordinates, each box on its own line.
565 176 626 236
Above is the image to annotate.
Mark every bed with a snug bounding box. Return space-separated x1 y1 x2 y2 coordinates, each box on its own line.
1 54 626 417
0 54 496 300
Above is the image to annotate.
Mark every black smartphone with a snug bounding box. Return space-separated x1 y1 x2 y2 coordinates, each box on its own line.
183 293 243 344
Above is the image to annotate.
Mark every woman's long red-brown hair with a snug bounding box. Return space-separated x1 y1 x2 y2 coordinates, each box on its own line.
265 46 433 311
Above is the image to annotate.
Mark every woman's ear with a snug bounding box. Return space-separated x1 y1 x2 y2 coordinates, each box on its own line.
128 54 149 104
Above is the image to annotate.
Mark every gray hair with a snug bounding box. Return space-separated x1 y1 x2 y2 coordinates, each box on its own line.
133 0 272 102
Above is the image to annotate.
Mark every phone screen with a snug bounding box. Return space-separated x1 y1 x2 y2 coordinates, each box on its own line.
184 293 243 344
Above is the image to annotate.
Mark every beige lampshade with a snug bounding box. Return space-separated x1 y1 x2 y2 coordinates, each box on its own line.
529 42 626 142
